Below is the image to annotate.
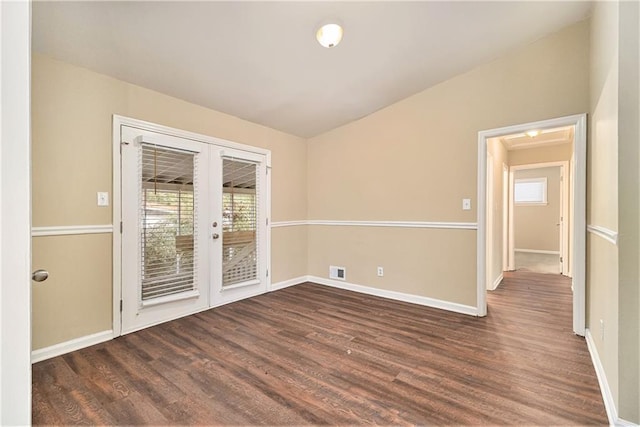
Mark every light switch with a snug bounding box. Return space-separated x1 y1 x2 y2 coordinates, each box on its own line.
462 198 471 210
97 192 109 207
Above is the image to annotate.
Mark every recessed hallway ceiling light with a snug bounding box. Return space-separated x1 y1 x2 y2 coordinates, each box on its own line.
526 130 540 137
316 23 343 48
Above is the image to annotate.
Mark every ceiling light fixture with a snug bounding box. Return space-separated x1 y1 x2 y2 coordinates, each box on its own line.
316 23 343 48
526 130 540 138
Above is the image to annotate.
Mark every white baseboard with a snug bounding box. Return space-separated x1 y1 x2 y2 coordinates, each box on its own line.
31 329 114 364
270 276 307 291
514 248 560 255
489 273 503 291
307 275 478 316
584 329 637 427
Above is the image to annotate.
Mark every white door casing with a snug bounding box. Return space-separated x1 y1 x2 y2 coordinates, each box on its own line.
477 114 586 336
0 1 32 423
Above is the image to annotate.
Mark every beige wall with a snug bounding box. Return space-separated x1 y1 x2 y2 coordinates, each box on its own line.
307 21 589 306
514 167 561 252
31 54 307 350
508 142 573 166
615 0 640 422
587 0 621 415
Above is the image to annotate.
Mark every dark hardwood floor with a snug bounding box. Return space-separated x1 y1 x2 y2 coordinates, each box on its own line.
32 271 608 425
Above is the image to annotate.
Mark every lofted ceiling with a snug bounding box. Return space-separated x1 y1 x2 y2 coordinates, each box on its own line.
32 1 592 138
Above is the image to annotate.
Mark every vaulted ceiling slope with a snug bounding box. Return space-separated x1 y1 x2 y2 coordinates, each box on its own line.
32 1 591 138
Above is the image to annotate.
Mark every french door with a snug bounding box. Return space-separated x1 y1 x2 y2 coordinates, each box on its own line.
120 125 268 334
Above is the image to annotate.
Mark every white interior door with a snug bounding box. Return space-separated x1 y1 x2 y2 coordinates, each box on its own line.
120 126 268 334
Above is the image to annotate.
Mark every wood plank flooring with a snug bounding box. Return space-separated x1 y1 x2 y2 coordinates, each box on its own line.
32 272 608 425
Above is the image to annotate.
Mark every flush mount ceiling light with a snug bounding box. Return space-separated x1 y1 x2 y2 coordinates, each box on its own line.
316 23 343 48
526 130 540 137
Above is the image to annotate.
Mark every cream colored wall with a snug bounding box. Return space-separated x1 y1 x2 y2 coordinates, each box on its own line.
307 21 589 306
31 54 307 350
514 167 561 252
508 143 573 166
615 0 640 422
587 0 620 414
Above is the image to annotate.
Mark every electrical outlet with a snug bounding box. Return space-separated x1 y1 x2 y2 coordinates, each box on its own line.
462 198 471 210
97 192 109 207
600 319 605 341
377 267 384 277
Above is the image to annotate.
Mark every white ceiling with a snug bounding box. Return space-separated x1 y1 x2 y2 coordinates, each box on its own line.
32 1 592 138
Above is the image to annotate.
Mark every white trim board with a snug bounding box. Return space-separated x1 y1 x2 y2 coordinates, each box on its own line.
585 329 636 427
587 225 619 246
488 273 503 291
270 276 308 291
32 224 113 237
514 248 560 255
31 330 114 364
270 221 307 228
271 220 477 230
308 275 478 316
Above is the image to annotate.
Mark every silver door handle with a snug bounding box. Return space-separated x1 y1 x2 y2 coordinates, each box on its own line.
32 269 49 282
212 233 220 239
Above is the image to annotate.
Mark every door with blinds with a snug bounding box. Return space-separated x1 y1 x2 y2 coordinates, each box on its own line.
213 150 268 306
120 125 268 334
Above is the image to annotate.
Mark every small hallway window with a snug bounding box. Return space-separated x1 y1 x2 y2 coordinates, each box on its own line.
514 177 547 205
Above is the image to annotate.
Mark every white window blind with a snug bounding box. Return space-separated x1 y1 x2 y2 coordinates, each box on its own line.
140 144 198 301
514 177 547 204
222 159 258 287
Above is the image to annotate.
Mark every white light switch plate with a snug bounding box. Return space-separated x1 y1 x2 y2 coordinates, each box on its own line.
462 198 471 210
97 192 109 207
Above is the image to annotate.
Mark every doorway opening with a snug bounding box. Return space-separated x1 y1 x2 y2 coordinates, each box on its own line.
510 163 569 275
477 114 586 336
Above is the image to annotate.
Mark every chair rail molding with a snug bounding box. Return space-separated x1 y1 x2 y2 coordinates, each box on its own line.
32 224 114 237
271 220 477 230
587 224 619 246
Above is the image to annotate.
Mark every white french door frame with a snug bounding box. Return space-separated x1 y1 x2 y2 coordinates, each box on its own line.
477 114 586 336
112 115 271 336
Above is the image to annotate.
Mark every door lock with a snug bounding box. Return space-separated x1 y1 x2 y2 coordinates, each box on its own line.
212 233 220 239
212 221 218 228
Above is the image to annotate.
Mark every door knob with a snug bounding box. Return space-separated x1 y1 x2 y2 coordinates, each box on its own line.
32 269 49 282
212 233 220 239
